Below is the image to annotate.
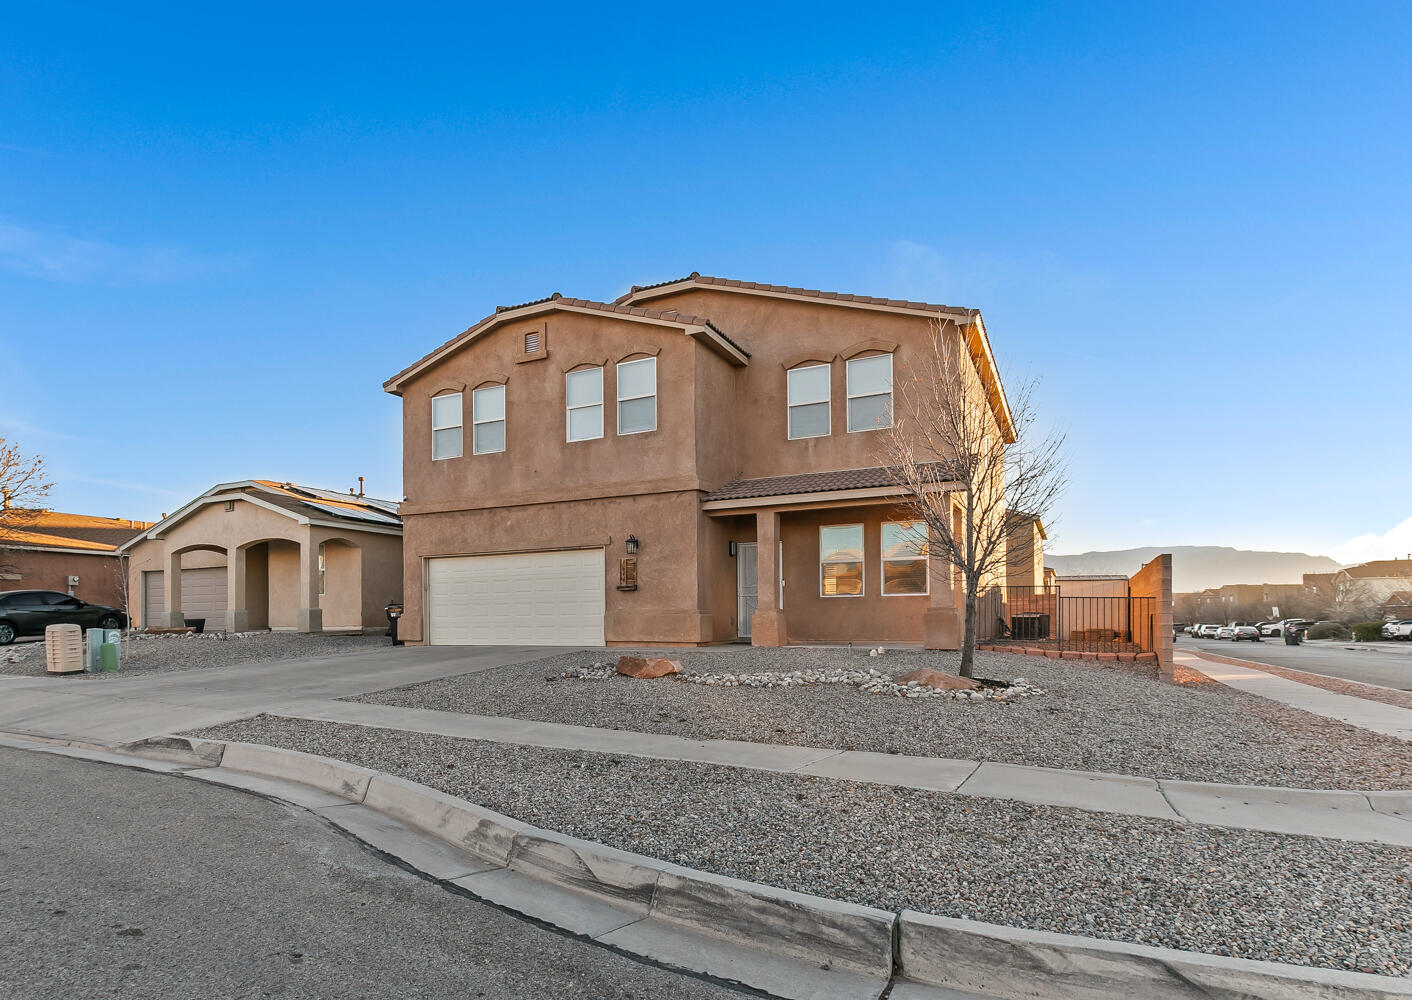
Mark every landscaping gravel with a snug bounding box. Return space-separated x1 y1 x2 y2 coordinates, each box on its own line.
190 715 1412 978
0 631 388 678
347 646 1412 790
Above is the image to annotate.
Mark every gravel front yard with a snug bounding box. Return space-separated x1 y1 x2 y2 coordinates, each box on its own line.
0 631 388 678
189 716 1412 978
347 647 1412 790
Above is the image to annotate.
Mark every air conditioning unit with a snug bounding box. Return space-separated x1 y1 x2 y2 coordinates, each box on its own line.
45 624 84 674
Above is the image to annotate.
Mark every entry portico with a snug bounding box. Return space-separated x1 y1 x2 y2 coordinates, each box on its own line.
701 467 963 648
120 481 403 634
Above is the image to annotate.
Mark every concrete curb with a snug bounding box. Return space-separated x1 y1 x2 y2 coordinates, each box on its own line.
5 730 1411 1000
896 910 1412 999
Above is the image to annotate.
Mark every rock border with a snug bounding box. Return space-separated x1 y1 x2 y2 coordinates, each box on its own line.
4 731 1411 1000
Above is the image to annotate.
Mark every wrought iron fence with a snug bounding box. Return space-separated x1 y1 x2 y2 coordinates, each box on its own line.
976 586 1157 654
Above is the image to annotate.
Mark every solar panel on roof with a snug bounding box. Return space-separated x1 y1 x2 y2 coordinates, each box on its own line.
305 501 401 526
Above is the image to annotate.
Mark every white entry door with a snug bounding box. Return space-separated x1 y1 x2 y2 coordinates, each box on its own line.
737 543 758 639
426 548 605 645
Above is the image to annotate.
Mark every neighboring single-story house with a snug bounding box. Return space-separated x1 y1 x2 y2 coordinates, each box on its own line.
119 481 403 633
0 510 153 608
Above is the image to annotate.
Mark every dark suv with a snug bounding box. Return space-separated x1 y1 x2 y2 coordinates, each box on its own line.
0 590 127 645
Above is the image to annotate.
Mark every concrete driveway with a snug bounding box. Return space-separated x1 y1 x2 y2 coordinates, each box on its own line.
1177 634 1412 690
0 643 563 745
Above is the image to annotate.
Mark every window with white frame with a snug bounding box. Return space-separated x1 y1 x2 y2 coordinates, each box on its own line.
317 543 326 596
472 384 506 454
819 524 864 597
616 357 657 435
881 521 929 595
565 367 604 442
431 392 463 460
846 353 893 432
786 363 830 439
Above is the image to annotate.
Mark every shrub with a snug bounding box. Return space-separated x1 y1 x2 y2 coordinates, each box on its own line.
1306 622 1350 640
1352 622 1385 642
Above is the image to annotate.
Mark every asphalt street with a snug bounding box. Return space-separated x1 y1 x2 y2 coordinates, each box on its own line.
0 747 749 1000
1178 635 1412 690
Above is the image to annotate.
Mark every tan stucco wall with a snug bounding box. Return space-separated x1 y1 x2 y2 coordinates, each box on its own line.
774 504 931 644
266 540 299 629
638 287 971 482
399 491 709 645
1130 555 1174 681
399 313 710 515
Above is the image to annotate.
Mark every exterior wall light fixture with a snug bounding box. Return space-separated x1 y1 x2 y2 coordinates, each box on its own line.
728 541 737 557
625 534 640 555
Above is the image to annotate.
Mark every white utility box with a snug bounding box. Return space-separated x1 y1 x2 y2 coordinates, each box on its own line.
45 624 84 674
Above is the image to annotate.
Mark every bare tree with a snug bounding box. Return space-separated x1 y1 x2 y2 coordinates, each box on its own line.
879 323 1068 677
0 439 54 577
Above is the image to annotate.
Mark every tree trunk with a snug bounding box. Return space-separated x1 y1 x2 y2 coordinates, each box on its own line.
959 581 980 677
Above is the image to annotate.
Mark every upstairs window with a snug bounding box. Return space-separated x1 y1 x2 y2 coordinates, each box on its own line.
820 524 864 597
616 357 657 435
431 392 463 460
787 363 831 439
846 354 893 432
881 521 929 595
472 384 506 454
566 367 604 442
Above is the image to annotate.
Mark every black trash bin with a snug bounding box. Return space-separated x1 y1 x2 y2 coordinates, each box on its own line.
1284 627 1302 646
385 602 404 646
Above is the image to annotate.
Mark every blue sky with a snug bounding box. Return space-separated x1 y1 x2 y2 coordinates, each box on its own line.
2 2 1409 560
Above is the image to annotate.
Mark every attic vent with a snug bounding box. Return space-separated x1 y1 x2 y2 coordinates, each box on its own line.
525 331 540 354
224 501 235 512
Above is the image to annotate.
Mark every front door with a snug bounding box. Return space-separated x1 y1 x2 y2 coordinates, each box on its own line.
737 543 758 639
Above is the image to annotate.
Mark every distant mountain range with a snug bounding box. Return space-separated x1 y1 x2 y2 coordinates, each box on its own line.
1045 546 1341 593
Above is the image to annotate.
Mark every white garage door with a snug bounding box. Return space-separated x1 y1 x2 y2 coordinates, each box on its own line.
143 567 228 630
426 548 605 645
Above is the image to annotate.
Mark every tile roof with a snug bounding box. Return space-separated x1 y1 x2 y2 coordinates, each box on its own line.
0 511 152 551
616 272 976 318
384 293 748 391
703 464 949 503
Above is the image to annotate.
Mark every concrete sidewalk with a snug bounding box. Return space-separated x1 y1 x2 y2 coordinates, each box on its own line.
267 698 1412 846
1177 651 1412 741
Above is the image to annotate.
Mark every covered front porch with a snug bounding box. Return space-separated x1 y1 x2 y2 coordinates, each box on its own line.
701 467 963 648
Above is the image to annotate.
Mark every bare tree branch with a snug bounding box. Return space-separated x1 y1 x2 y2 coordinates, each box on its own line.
878 320 1068 676
0 437 54 544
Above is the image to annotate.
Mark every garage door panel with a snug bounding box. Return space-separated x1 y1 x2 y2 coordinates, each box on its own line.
427 549 605 646
142 567 227 630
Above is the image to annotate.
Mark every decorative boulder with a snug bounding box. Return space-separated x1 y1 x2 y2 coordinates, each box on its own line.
616 655 683 679
892 667 981 691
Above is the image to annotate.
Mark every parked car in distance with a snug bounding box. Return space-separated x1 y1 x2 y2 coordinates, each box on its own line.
1215 625 1236 639
0 590 127 646
1199 624 1221 638
1231 625 1261 641
1258 621 1283 636
1382 620 1412 640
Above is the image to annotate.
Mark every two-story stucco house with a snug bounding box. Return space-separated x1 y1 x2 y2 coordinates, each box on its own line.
384 274 1014 648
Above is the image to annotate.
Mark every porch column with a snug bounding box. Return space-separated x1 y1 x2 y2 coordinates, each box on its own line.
226 546 249 634
159 548 187 628
750 510 788 646
923 520 960 650
297 538 323 634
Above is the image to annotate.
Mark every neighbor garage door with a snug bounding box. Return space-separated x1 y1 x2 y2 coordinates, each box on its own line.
142 567 228 630
426 548 605 645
